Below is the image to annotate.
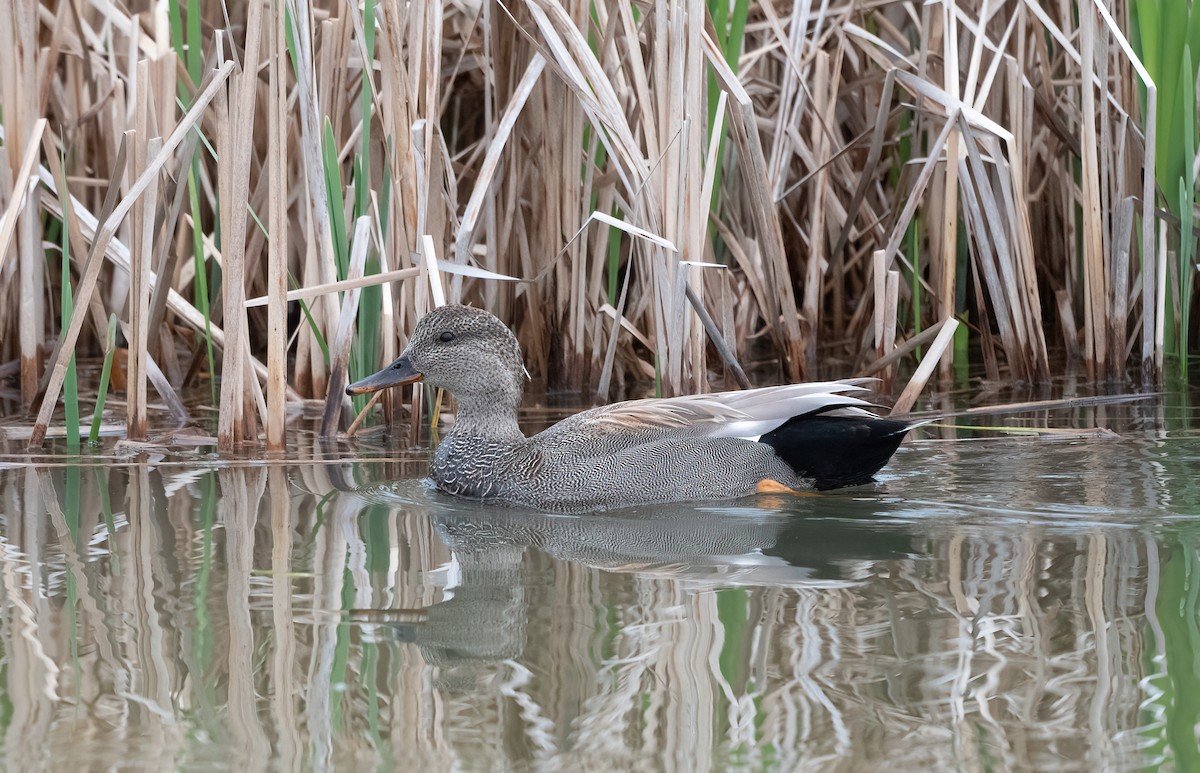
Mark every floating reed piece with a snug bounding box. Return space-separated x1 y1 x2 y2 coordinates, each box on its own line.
2 0 1194 445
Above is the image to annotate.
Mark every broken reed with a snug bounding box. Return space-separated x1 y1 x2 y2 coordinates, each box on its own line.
0 0 1196 449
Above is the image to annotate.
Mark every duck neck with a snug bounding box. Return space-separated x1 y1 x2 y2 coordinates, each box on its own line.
448 390 525 443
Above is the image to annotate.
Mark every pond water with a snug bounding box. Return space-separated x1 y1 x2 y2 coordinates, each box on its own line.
0 388 1198 770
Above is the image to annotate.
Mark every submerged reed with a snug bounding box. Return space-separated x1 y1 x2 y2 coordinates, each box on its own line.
0 0 1195 445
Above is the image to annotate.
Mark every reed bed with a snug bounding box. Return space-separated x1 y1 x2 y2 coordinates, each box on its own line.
0 0 1195 447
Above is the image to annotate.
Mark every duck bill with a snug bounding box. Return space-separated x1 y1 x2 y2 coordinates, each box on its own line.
345 354 423 396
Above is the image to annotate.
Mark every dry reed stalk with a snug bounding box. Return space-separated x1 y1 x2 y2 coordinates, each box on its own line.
320 216 371 438
1061 284 1087 356
40 130 112 362
883 268 899 384
1155 220 1168 371
345 390 384 437
802 49 834 366
873 250 887 356
127 60 153 441
127 124 160 440
1109 197 1135 371
705 31 804 381
376 0 419 295
220 468 271 759
421 234 447 308
0 119 47 276
267 465 300 761
452 53 546 294
859 317 954 378
936 3 962 383
1 0 42 407
216 0 265 450
214 71 244 448
266 0 289 451
288 0 335 399
114 318 188 425
246 268 421 308
144 129 201 360
684 282 750 389
17 184 43 407
1079 4 1107 380
892 317 961 415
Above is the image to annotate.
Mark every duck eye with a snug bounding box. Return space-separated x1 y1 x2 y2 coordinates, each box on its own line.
439 331 455 343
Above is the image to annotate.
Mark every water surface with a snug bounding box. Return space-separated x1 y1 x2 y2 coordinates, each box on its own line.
0 392 1198 770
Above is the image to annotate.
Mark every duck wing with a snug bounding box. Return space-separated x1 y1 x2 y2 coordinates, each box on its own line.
535 379 879 446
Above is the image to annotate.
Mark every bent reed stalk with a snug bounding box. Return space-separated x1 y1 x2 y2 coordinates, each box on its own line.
0 0 1193 448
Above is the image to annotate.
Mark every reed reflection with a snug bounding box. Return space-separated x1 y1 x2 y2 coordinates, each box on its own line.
0 427 1194 770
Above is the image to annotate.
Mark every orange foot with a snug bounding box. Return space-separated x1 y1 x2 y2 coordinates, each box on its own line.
755 479 817 496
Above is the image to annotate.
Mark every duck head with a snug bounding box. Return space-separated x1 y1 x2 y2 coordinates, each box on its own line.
346 305 526 405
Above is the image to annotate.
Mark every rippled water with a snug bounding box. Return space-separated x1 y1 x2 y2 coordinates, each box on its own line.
0 391 1198 770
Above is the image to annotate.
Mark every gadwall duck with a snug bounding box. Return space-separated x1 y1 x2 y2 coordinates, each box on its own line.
348 305 914 511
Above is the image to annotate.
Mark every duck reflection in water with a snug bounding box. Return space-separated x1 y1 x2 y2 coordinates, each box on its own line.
366 481 916 671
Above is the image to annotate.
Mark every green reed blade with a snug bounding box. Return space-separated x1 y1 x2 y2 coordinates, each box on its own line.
606 206 622 305
331 563 355 730
89 313 118 445
58 201 79 449
1179 176 1194 378
1153 536 1200 769
705 0 749 250
1132 1 1162 84
351 260 382 416
284 4 298 71
168 0 185 70
1132 0 1200 373
322 118 350 280
185 0 202 82
98 468 120 576
65 465 81 712
363 641 384 753
716 588 749 686
188 163 217 405
380 136 393 234
166 16 216 407
288 271 331 365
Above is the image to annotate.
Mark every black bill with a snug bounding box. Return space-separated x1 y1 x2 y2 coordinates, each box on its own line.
346 354 423 395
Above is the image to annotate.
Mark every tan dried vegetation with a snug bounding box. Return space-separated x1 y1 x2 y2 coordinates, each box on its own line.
0 0 1187 449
